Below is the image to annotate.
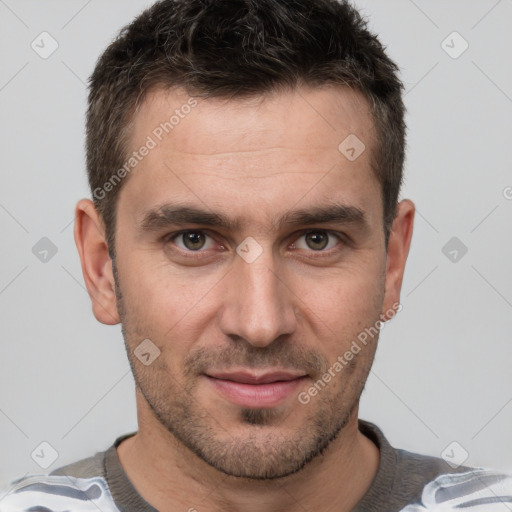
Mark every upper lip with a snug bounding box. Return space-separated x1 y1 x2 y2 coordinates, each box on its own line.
206 370 306 384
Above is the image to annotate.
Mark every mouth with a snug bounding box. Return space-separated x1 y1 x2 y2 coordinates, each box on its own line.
203 369 308 408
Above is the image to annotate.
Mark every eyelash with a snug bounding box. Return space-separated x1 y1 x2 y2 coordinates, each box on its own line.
164 229 346 258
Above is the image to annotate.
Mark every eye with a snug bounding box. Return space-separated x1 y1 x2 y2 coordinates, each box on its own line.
292 230 342 252
170 231 216 251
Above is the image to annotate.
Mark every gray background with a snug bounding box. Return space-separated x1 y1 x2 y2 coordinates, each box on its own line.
1 0 511 490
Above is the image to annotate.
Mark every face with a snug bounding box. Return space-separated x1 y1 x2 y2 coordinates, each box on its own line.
104 85 402 479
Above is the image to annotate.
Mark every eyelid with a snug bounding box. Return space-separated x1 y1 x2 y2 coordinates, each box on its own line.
290 229 344 251
165 229 219 251
164 228 346 254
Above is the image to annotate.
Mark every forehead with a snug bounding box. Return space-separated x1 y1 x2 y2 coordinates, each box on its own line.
132 84 374 155
118 85 381 231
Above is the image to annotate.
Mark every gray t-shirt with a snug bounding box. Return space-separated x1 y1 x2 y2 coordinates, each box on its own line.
1 420 511 511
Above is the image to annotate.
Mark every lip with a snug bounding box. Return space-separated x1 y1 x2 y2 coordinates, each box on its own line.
206 370 306 384
204 369 307 408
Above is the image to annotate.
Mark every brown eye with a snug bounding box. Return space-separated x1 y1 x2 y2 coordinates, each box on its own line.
305 232 329 250
171 231 215 252
182 232 206 250
292 230 341 252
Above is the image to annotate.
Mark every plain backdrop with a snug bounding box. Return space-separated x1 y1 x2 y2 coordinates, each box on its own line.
1 0 511 490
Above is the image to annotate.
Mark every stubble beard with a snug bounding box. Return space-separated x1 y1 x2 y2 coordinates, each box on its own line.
112 258 378 480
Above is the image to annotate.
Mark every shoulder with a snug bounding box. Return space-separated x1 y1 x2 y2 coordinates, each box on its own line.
392 445 472 494
399 467 512 511
49 449 105 479
0 449 119 512
357 420 512 511
0 473 120 512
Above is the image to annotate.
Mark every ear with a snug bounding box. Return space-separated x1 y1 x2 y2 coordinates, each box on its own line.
74 199 120 325
381 199 415 321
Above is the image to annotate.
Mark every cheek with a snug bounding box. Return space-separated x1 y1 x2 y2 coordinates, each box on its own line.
292 266 385 356
116 258 223 361
297 264 384 320
118 250 212 319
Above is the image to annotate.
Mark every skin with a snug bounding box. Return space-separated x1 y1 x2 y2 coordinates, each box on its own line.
74 85 414 512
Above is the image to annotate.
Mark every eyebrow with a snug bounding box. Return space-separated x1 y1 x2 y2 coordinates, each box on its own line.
137 202 367 235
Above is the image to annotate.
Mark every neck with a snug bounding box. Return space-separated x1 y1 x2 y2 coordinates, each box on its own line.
117 392 379 512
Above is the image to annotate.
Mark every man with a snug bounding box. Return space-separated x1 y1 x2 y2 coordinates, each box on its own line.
1 0 510 511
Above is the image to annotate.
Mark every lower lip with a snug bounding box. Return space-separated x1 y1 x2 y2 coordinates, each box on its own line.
205 375 306 408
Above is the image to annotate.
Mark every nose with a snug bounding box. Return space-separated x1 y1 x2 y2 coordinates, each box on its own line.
218 252 298 348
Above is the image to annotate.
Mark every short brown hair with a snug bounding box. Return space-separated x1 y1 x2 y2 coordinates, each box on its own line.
86 0 406 257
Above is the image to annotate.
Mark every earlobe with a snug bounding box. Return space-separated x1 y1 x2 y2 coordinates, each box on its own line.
74 199 121 325
381 199 415 321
